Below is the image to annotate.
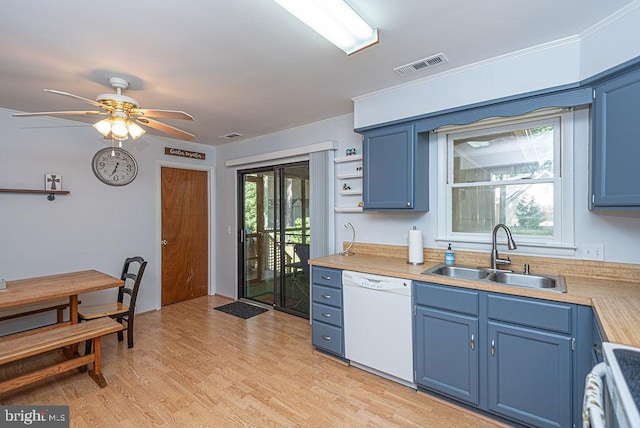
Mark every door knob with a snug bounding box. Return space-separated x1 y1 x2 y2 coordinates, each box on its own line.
161 240 168 246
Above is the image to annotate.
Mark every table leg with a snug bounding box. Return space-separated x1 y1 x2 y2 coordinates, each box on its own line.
68 294 82 360
69 295 78 324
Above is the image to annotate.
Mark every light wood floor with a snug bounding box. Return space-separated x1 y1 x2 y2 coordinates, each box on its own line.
1 296 507 427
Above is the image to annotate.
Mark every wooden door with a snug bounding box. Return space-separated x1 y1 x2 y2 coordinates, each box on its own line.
161 167 209 306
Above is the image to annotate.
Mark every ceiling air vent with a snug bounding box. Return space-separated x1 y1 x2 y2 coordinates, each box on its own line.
219 132 244 140
394 53 448 76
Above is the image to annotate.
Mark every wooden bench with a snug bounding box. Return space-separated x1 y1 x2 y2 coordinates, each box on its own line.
0 317 122 394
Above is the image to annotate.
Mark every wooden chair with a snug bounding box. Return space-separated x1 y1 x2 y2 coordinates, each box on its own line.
79 256 147 353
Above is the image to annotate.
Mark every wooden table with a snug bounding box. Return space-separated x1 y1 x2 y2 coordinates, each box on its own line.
0 270 124 393
0 269 124 325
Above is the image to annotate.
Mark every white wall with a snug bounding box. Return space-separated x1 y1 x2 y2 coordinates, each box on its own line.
353 3 640 130
580 2 640 78
0 109 216 332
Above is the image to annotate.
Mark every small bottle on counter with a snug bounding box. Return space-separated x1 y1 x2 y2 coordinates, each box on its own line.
445 243 455 266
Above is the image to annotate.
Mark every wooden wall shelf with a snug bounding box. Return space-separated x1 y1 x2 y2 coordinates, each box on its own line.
0 188 70 201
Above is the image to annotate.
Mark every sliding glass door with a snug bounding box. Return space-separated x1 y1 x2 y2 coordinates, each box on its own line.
238 162 310 318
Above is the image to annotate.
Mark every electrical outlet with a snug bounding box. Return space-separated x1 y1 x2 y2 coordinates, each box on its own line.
583 244 604 261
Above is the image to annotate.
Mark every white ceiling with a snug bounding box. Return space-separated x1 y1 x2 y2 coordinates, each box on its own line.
1 0 634 146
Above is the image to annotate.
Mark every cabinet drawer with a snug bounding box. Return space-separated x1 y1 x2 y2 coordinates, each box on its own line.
312 302 343 327
486 294 572 334
312 321 343 356
312 284 343 308
312 266 342 288
415 281 479 316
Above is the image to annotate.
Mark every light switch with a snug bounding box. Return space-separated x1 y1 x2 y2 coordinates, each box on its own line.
583 244 604 261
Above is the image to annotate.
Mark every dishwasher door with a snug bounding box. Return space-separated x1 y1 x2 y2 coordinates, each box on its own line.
342 271 414 386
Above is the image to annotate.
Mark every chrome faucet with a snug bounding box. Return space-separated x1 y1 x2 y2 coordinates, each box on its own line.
491 224 517 270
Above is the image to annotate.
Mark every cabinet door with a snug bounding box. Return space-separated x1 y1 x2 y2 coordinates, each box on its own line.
592 66 640 208
487 321 572 428
415 306 479 405
363 123 416 209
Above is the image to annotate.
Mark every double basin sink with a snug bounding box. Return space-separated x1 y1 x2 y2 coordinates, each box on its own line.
422 264 567 293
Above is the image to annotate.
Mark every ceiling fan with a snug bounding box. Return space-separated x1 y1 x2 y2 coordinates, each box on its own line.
13 77 195 141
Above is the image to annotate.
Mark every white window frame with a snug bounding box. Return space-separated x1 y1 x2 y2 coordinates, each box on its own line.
436 108 576 257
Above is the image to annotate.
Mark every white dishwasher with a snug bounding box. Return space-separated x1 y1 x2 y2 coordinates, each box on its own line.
342 270 414 387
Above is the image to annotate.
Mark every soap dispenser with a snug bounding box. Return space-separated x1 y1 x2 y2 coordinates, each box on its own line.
445 243 455 266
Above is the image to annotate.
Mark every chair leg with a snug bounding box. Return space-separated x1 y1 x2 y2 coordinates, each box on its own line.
116 318 124 342
127 319 134 348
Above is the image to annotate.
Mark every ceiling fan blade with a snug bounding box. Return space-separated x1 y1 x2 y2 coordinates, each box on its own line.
131 109 194 121
13 110 105 117
136 117 195 141
44 89 110 110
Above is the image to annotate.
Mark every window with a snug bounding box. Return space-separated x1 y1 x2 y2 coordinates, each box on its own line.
436 109 575 253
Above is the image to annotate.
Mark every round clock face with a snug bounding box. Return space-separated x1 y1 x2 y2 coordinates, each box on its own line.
91 147 138 186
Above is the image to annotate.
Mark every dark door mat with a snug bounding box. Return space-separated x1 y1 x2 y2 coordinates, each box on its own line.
214 301 269 319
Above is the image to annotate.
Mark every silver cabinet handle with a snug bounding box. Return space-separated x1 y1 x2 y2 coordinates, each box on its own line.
321 275 331 280
406 201 411 207
321 313 331 318
471 334 475 351
320 294 332 299
491 339 495 357
321 335 331 341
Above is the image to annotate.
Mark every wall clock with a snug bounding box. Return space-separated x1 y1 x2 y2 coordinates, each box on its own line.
91 147 138 186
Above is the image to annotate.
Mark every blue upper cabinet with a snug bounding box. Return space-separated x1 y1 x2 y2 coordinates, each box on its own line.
362 123 429 210
591 65 640 209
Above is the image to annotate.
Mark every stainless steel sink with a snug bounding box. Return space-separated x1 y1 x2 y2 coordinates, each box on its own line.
423 265 492 280
422 264 567 293
487 271 566 292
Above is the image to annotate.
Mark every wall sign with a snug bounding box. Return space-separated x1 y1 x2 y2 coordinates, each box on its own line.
164 147 206 160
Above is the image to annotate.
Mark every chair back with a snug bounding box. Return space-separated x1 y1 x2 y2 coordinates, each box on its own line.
117 256 147 316
293 244 310 277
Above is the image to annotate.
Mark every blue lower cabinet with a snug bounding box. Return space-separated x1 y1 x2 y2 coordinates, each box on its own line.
311 266 344 357
415 282 579 427
487 321 572 428
415 306 479 405
312 321 343 356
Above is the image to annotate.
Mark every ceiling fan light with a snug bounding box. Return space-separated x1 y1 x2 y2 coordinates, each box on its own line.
110 117 129 140
93 118 112 137
127 120 146 139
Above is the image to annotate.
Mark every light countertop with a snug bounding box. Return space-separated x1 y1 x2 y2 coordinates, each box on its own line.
310 250 640 348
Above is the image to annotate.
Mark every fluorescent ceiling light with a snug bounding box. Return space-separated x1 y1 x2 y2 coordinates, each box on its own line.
273 0 378 55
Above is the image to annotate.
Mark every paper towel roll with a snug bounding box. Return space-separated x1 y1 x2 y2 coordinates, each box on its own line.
407 228 424 265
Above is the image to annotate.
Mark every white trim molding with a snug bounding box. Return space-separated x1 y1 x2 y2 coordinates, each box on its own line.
225 141 338 167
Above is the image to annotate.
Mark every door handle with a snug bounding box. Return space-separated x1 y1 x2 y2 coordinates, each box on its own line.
491 339 495 357
470 334 475 351
161 240 168 246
